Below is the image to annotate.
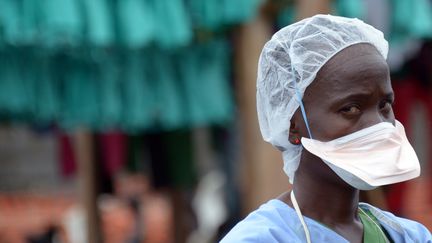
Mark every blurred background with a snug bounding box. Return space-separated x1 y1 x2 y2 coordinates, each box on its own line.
0 0 431 242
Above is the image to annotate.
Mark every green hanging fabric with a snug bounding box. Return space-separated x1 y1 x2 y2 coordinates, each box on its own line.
277 6 295 29
0 50 29 116
59 54 99 129
116 0 154 48
95 50 122 129
334 0 364 19
153 0 192 48
20 50 38 121
391 0 432 44
188 0 221 29
19 0 42 45
189 0 263 29
152 51 185 129
196 40 233 125
32 51 59 123
0 0 252 132
122 50 155 132
177 45 204 125
80 0 115 46
39 0 83 48
0 0 20 45
222 0 262 24
178 39 233 127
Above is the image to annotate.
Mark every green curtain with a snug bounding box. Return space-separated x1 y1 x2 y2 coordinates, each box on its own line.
0 0 262 131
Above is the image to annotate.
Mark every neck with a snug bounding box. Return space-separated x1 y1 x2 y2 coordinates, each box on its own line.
291 164 360 226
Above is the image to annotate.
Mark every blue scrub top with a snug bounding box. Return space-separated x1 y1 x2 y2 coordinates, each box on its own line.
220 199 432 242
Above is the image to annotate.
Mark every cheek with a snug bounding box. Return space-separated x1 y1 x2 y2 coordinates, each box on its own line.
310 110 396 141
305 112 355 141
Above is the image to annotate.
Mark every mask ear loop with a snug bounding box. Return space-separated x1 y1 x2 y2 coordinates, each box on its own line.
293 87 313 243
295 88 313 139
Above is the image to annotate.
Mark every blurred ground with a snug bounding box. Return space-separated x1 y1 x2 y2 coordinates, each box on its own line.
0 174 173 243
0 174 430 243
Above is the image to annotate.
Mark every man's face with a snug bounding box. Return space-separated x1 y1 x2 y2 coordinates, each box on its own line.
293 43 395 142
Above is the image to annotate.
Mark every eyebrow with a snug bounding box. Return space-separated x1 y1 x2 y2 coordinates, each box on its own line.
331 91 394 106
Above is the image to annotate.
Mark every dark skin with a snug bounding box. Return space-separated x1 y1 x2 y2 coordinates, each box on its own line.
278 43 395 243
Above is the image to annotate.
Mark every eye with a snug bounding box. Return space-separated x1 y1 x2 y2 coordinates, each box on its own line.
340 104 361 115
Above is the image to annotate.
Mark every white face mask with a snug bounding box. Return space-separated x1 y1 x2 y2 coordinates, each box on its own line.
301 120 421 190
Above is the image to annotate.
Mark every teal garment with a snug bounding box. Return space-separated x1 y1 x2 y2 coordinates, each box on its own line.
0 0 250 131
115 0 191 48
32 51 59 123
121 49 186 132
20 50 38 121
178 40 233 127
0 0 264 47
152 52 185 129
19 0 41 45
39 0 83 48
80 0 115 46
333 0 364 19
95 50 122 129
121 50 155 132
197 40 233 125
188 0 221 29
0 0 20 45
116 0 154 48
391 0 432 44
189 0 262 29
277 6 295 28
277 0 364 28
153 0 192 48
0 50 29 115
222 0 262 24
59 53 99 129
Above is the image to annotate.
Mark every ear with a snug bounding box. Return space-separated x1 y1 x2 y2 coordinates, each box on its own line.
289 120 301 145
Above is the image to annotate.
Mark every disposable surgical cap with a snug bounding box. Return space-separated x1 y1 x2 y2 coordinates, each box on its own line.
256 14 388 183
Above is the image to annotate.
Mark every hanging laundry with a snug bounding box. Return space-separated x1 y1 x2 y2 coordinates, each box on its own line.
177 39 233 127
58 53 99 130
153 0 192 48
116 0 155 48
90 50 123 129
188 0 262 29
38 0 84 48
0 0 258 132
121 50 156 132
98 131 127 177
80 0 115 47
0 0 20 45
58 132 76 177
391 0 432 44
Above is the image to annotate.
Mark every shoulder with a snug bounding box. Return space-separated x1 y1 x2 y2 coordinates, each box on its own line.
360 203 432 242
220 200 302 243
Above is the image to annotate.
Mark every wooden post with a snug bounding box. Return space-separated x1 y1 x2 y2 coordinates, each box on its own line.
295 0 332 20
234 8 289 213
74 129 102 243
234 1 335 213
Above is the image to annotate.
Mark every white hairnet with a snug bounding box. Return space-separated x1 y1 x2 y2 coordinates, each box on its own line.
256 14 388 183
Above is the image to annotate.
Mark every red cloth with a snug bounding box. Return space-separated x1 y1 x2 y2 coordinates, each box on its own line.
98 131 127 176
58 133 76 177
387 78 432 214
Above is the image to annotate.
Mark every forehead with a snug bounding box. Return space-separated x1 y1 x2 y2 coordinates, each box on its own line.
304 44 391 101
